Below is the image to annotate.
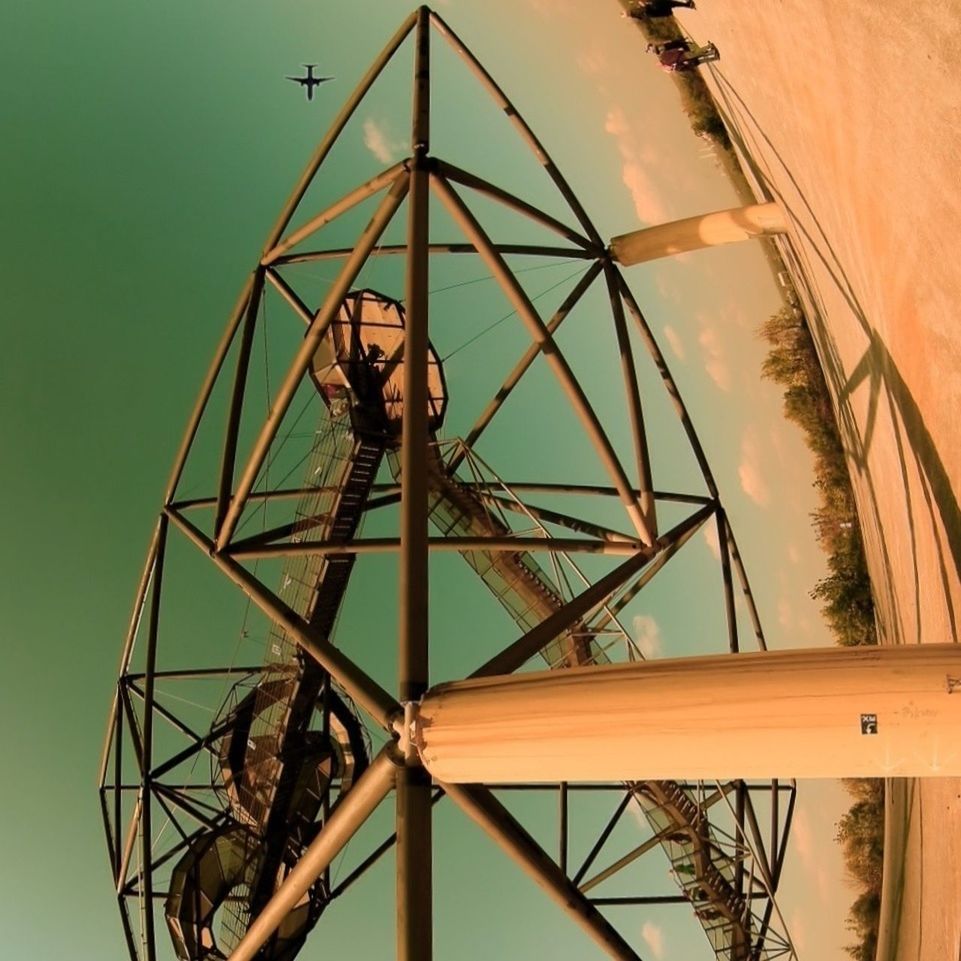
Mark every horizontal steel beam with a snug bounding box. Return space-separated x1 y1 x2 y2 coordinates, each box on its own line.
228 536 646 560
610 202 788 266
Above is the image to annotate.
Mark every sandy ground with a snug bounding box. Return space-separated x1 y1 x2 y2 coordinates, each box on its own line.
647 2 961 958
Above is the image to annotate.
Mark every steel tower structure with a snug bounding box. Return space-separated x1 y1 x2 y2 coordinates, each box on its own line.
99 8 961 961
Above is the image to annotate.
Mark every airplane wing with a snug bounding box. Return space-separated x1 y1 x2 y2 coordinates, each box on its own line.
286 76 308 86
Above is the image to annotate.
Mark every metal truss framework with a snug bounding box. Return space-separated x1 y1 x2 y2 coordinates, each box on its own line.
99 8 802 961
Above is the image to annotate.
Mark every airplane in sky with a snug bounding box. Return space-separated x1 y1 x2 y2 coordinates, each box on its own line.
286 64 333 101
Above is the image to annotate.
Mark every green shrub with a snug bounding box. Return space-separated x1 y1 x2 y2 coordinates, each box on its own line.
836 780 884 960
758 308 877 647
759 307 882 960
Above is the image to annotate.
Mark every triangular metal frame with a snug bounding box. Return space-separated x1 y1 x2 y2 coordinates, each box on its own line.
100 8 798 961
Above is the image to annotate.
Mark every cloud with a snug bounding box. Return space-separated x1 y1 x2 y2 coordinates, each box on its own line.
603 107 669 226
632 614 663 659
619 162 669 227
702 522 721 560
527 0 573 14
641 922 665 960
792 805 812 864
792 805 831 903
362 118 405 164
577 44 609 78
738 428 770 507
696 322 731 391
789 909 807 952
662 324 686 361
777 594 794 630
604 106 629 138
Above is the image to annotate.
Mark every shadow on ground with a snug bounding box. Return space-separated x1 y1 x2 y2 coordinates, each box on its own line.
705 67 960 646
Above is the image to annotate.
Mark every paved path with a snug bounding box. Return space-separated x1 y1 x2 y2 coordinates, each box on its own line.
657 2 961 959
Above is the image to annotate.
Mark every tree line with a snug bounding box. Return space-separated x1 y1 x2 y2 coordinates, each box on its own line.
759 306 882 959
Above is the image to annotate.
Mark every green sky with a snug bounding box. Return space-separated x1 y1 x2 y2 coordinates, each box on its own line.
0 2 851 959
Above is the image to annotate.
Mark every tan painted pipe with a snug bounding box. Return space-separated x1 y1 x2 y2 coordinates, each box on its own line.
610 201 788 266
416 645 961 781
226 749 397 961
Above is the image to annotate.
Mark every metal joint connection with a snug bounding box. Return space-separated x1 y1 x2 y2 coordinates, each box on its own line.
394 700 423 765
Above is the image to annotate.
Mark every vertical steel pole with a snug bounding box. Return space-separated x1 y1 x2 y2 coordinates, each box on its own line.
397 9 432 961
603 262 656 536
723 512 767 649
559 782 569 875
734 780 746 904
112 693 123 882
771 778 780 882
139 513 167 961
717 507 739 653
215 268 265 535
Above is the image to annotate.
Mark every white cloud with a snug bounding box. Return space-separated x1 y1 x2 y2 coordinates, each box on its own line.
632 614 663 659
792 805 813 864
662 324 686 362
654 274 676 303
527 0 572 14
577 44 609 78
789 909 807 952
777 594 793 630
603 107 669 226
620 161 669 226
786 542 801 565
719 301 750 331
696 321 731 391
641 921 665 960
604 106 629 138
738 427 770 507
362 118 405 164
792 805 832 903
702 522 721 560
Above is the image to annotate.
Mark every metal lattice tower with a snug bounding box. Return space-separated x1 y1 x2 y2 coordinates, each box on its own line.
99 8 961 961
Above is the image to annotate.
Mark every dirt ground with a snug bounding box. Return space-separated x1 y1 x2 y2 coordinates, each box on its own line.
652 2 961 958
